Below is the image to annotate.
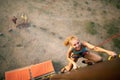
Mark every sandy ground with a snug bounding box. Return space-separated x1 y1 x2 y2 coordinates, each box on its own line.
0 0 120 79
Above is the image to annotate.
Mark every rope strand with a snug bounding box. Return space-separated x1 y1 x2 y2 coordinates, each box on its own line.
96 33 120 47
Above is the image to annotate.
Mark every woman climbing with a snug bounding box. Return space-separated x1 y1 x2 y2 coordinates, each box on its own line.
60 35 117 73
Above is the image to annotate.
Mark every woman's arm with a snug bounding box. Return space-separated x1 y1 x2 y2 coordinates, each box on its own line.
82 41 117 57
66 46 77 66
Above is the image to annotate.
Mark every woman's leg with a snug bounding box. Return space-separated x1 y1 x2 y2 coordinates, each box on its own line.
60 57 78 73
84 52 103 63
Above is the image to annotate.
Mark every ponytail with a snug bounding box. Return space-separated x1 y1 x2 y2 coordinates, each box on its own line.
64 35 78 46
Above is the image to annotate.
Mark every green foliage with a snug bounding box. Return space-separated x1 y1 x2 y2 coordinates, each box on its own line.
87 7 91 11
73 1 79 7
116 3 120 9
113 38 120 49
33 0 45 3
16 44 22 47
102 10 107 14
85 1 89 4
104 19 120 50
111 0 120 9
104 21 119 35
86 22 97 35
107 25 119 35
101 0 120 9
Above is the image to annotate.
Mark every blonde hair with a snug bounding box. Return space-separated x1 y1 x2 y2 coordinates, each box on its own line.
64 35 78 46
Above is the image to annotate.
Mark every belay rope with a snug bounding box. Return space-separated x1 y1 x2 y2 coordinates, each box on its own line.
96 33 120 47
94 33 120 60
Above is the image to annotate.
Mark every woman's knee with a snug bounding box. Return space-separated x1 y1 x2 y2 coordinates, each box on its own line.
92 53 103 63
95 58 103 63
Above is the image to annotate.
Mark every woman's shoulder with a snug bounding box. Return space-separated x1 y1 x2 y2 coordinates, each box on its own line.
68 46 74 51
66 46 73 54
81 41 87 46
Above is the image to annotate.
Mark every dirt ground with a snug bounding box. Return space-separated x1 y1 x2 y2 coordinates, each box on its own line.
0 0 120 79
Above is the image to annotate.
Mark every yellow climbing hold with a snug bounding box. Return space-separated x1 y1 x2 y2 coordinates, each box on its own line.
108 56 112 60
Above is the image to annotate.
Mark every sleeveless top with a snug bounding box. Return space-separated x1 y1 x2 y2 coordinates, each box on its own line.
71 44 88 57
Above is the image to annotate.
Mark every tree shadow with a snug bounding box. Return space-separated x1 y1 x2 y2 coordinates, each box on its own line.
16 23 31 29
